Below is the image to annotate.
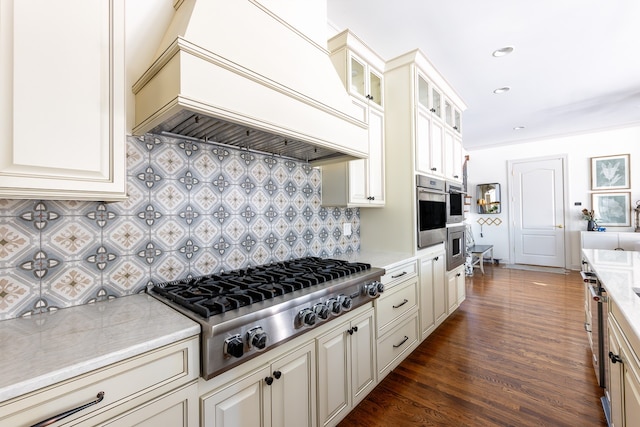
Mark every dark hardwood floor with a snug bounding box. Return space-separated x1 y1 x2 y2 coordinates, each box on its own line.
338 266 608 427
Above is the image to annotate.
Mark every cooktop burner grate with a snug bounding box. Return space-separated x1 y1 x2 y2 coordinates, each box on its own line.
152 257 371 318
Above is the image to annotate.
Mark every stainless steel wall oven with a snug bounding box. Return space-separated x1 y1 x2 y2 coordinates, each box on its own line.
416 175 446 249
446 225 466 271
446 181 465 225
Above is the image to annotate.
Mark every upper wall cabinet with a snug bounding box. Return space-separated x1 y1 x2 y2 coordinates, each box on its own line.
322 30 385 207
387 53 466 182
329 31 384 110
0 0 126 200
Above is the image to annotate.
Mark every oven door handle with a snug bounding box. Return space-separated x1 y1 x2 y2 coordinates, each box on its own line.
588 285 608 303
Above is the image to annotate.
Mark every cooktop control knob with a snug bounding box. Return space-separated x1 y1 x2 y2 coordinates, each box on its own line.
376 281 385 294
339 294 353 310
246 326 267 350
326 298 341 315
298 308 317 326
365 282 379 297
224 334 244 358
313 303 330 320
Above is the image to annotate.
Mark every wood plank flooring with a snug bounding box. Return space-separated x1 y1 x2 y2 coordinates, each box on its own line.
338 267 608 427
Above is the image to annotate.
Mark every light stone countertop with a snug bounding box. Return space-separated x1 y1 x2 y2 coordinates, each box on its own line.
336 250 416 271
0 293 199 403
582 249 640 341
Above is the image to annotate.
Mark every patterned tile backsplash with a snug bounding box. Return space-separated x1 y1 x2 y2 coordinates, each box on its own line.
0 134 360 320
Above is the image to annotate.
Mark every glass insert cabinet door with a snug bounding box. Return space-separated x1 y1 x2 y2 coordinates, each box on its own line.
349 56 382 107
476 183 501 214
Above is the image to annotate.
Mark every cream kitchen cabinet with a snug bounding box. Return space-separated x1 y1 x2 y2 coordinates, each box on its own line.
447 264 466 313
416 74 466 181
415 74 446 177
0 337 199 426
329 30 383 108
419 246 447 340
374 259 420 380
321 104 384 207
581 231 640 251
356 47 465 255
607 299 640 427
444 99 463 135
322 30 385 208
201 341 316 427
201 340 316 427
416 106 444 178
316 306 376 427
375 260 419 337
0 0 126 200
444 131 464 182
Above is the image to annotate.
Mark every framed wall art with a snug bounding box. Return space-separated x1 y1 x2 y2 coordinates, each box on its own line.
592 192 631 227
590 154 630 190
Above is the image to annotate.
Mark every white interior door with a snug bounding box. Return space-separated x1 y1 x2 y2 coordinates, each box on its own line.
510 156 566 267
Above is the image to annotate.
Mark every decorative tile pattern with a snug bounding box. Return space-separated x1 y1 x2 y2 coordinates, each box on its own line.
0 220 33 269
0 133 361 320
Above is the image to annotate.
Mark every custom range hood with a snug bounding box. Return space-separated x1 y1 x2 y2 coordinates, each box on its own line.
132 0 368 164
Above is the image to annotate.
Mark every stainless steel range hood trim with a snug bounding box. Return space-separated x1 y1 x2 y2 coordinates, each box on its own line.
159 130 342 164
133 37 369 165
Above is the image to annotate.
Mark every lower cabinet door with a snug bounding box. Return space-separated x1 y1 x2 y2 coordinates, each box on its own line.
270 342 316 427
201 366 271 427
316 320 350 427
350 309 376 406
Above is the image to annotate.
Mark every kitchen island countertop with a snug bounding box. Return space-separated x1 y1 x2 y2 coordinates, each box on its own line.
0 293 199 403
582 248 640 343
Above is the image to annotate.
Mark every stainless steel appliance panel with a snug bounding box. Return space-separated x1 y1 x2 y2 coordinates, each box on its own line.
416 175 446 249
446 181 465 225
446 225 466 271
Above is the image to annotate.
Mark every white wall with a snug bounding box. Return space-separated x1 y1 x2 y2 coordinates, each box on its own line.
466 124 640 270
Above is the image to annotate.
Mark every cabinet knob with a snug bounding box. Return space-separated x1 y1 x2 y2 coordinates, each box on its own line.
273 370 282 379
431 167 437 171
609 351 623 364
265 376 274 385
430 108 436 113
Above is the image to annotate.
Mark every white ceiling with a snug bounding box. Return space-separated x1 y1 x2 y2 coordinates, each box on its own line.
326 0 640 150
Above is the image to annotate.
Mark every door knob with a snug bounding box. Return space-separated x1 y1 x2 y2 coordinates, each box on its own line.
556 225 563 228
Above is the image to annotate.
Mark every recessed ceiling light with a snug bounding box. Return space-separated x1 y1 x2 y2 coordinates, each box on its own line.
513 126 526 130
492 46 514 57
493 87 510 94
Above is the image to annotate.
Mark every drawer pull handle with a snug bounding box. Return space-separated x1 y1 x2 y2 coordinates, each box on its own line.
393 336 409 348
393 299 409 309
391 271 408 279
31 391 104 427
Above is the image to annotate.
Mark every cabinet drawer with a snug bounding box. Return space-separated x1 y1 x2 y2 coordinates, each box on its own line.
380 260 418 289
377 313 419 378
375 277 418 336
0 337 198 426
99 381 198 427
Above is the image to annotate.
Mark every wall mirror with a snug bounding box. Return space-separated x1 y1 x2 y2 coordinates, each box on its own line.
476 183 501 214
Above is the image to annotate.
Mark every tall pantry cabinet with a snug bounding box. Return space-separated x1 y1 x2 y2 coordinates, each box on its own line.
0 0 126 200
359 49 467 254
